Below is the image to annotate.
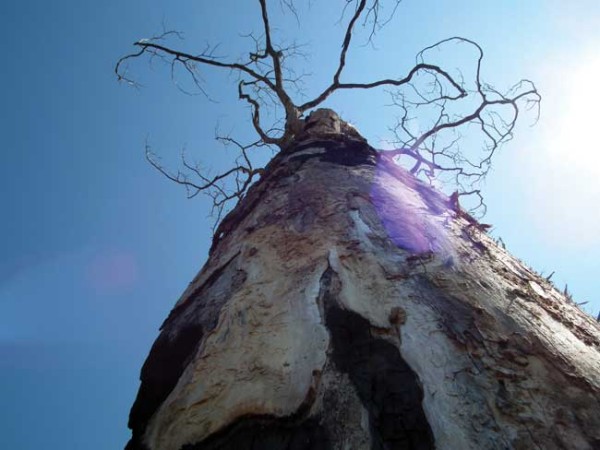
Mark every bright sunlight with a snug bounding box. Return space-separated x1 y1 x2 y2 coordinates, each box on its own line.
524 49 600 247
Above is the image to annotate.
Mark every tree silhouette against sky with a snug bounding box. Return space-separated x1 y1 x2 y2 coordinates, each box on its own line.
116 0 540 219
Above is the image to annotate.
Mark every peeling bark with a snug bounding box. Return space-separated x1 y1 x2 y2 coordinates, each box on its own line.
126 110 600 450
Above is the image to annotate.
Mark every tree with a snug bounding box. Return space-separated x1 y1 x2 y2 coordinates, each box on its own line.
116 0 539 218
118 2 600 449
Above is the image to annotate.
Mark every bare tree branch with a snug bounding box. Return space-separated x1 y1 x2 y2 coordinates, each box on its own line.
145 137 266 226
117 0 540 221
299 62 467 112
378 36 540 214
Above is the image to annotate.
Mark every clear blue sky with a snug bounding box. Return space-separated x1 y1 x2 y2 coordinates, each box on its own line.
1 1 599 448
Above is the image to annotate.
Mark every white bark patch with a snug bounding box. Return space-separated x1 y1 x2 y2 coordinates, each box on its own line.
529 280 549 299
143 228 330 450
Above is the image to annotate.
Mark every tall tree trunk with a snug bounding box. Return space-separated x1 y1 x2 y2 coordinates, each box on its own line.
126 110 600 450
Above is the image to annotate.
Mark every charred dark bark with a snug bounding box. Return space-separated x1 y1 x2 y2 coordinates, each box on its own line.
322 267 435 450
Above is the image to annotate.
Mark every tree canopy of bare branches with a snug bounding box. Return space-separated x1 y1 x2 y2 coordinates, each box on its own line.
116 0 540 218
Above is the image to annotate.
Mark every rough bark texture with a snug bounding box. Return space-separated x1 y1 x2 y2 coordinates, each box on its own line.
126 110 600 450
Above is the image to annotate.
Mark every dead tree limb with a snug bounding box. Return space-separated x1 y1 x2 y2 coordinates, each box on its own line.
117 0 539 219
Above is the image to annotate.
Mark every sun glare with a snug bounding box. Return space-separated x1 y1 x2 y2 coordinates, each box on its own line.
553 57 600 174
526 49 600 246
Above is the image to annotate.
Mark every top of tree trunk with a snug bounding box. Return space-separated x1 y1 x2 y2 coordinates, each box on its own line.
293 109 366 146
